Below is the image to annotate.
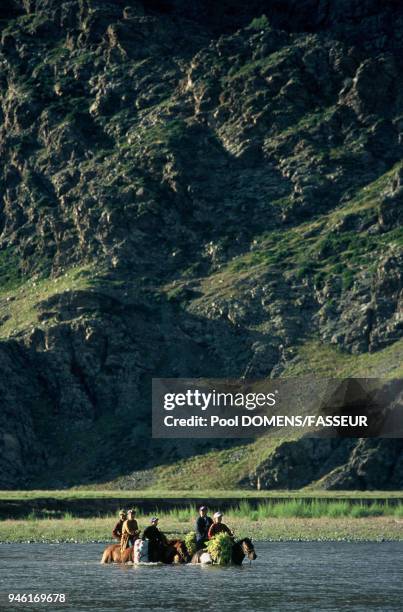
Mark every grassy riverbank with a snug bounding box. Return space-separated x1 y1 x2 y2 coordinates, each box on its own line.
1 501 402 543
1 516 401 544
2 489 403 500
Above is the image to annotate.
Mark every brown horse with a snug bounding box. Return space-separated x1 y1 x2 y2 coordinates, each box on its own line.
121 546 135 563
231 537 257 565
163 539 191 564
101 543 136 564
101 544 123 564
144 539 190 564
101 539 190 564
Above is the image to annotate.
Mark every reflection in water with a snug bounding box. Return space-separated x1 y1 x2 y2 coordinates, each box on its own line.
0 541 402 611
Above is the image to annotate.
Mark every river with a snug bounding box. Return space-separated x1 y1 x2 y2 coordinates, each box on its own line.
0 541 402 611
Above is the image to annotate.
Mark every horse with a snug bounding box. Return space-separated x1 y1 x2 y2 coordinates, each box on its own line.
101 538 190 564
231 537 257 565
191 537 257 566
163 539 191 564
100 543 139 564
144 538 190 564
100 543 123 564
100 541 148 564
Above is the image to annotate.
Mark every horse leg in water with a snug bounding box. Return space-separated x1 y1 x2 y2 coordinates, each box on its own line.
121 546 134 563
101 544 122 564
161 545 175 564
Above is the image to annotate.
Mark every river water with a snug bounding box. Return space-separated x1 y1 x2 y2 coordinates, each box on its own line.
0 541 402 611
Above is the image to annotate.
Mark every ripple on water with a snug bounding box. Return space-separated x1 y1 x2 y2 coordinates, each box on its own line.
0 541 402 611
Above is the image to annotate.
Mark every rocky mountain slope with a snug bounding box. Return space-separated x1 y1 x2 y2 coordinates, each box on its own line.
0 0 402 489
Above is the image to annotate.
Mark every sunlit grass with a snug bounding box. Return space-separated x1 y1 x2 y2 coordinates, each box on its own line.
0 264 97 338
227 500 399 520
1 509 402 544
281 338 403 379
21 500 402 522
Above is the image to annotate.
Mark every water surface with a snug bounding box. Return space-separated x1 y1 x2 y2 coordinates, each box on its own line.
0 541 402 611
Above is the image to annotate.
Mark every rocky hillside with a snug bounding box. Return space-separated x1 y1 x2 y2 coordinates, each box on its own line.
0 0 402 489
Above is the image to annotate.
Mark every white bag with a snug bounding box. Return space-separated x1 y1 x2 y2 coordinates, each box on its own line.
133 538 149 563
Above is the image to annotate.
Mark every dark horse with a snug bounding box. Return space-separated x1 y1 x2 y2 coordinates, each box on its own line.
163 539 191 564
191 537 257 566
101 539 190 564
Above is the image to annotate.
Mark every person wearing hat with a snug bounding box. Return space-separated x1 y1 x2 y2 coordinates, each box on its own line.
195 505 213 549
143 517 168 562
207 512 233 540
120 508 140 552
112 509 127 541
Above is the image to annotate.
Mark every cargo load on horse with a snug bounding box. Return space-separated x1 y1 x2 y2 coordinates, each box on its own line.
191 534 257 566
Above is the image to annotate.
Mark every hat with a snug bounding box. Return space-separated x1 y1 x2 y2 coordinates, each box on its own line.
151 516 159 523
213 512 223 519
127 508 136 514
199 505 208 511
119 509 127 516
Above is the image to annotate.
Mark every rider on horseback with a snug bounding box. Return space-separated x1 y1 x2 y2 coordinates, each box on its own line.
195 505 213 549
120 508 140 552
207 512 234 540
143 517 168 562
112 509 127 541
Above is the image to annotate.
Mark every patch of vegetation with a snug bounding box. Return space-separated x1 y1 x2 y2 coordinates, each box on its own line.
1 504 402 543
275 105 336 139
0 264 96 338
2 489 402 501
218 162 403 290
248 15 271 31
282 338 403 379
184 531 197 556
331 161 403 221
0 247 24 292
233 499 400 520
341 269 354 291
156 500 403 521
147 436 288 490
225 45 295 81
127 118 189 153
166 285 188 302
1 12 48 39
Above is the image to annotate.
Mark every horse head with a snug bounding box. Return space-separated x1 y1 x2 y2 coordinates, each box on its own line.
240 538 257 561
175 540 191 563
168 539 191 563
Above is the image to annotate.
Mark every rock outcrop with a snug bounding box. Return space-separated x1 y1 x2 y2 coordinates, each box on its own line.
248 437 403 491
0 1 402 488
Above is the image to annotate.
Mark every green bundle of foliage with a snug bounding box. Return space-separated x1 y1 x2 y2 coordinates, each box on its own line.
206 533 233 565
184 531 197 557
